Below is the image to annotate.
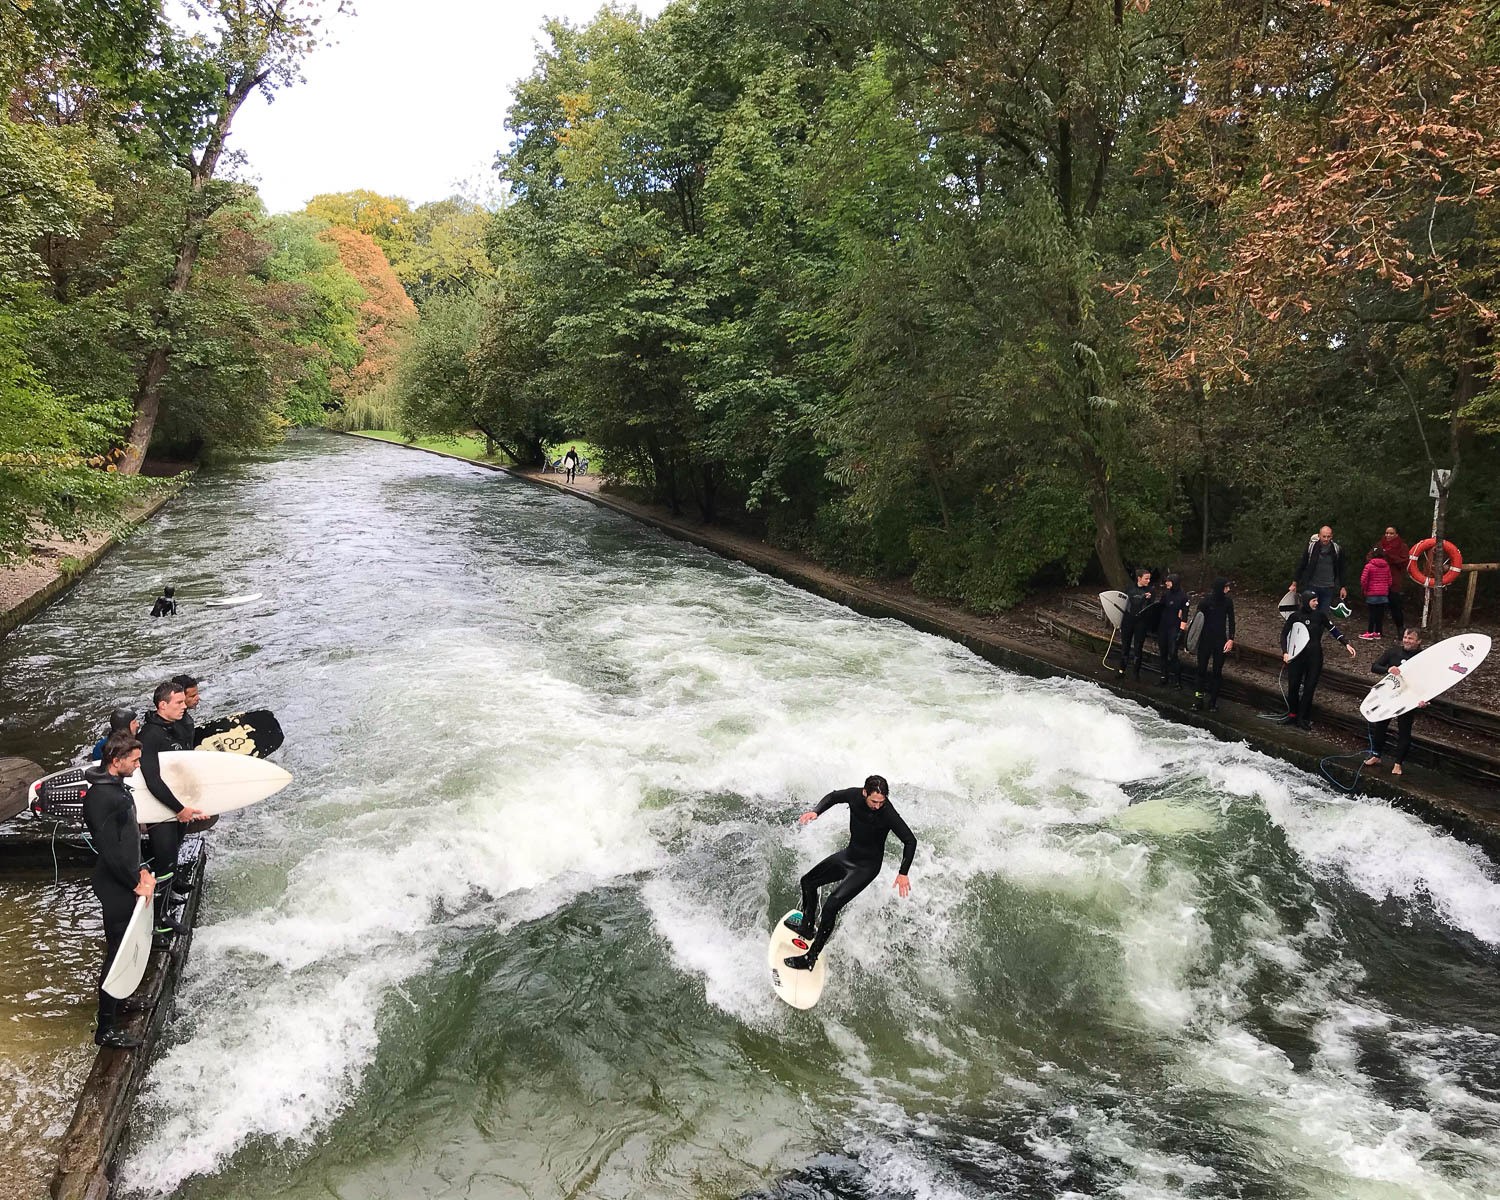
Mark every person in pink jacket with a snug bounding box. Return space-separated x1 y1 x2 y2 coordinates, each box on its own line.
1359 546 1393 639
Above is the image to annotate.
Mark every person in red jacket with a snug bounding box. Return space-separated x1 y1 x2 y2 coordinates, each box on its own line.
1359 546 1393 640
1378 526 1409 634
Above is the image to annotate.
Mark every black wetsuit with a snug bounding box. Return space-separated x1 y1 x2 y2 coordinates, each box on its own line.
1368 645 1420 764
150 595 176 617
1194 591 1236 709
796 788 917 963
83 766 144 1037
1282 608 1348 726
172 709 195 748
138 711 188 928
1156 588 1191 686
1116 583 1155 674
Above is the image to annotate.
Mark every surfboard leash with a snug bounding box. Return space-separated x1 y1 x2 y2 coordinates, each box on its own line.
1319 728 1379 795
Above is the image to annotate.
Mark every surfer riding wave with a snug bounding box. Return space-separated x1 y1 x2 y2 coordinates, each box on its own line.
783 775 915 971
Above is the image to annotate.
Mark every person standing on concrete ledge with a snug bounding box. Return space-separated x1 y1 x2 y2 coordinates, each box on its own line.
563 446 580 483
83 734 155 1049
1364 628 1427 776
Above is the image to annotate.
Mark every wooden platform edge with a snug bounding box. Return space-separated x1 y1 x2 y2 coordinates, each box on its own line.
51 840 208 1200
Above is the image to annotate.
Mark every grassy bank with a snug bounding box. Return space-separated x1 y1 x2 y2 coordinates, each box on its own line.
352 431 509 462
352 431 603 470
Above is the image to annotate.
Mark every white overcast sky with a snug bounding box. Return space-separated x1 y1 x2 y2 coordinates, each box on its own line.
223 0 669 213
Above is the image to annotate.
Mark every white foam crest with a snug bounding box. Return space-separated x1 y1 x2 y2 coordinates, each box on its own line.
1210 760 1500 945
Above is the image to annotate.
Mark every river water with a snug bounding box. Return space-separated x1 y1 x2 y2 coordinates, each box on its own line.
2 431 1499 1200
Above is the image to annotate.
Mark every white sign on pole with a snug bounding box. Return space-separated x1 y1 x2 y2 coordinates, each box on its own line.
1430 468 1453 498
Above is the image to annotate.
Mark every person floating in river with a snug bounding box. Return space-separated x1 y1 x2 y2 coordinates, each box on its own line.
150 586 177 618
1279 590 1357 730
138 681 205 948
84 733 155 1048
1364 627 1427 777
782 775 916 972
90 707 139 761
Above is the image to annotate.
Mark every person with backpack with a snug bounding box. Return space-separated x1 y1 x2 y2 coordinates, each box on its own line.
1291 527 1349 617
1358 546 1393 640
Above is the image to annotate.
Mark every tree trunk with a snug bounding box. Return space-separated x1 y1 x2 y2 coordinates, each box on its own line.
119 68 267 474
1084 446 1127 587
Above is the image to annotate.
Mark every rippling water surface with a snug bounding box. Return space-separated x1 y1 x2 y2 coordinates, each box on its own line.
2 431 1499 1200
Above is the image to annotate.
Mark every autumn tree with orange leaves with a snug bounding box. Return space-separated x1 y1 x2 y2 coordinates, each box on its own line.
1120 0 1500 627
318 225 418 411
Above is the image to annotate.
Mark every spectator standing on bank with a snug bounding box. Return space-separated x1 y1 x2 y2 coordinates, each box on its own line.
1378 526 1409 634
1359 547 1392 640
1292 526 1348 615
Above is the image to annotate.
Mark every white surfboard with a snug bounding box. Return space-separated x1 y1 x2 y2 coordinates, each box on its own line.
1099 590 1127 631
1183 610 1205 655
1284 623 1310 660
204 593 263 608
1277 587 1298 618
1360 634 1491 723
129 750 291 824
102 895 153 1000
768 911 827 1010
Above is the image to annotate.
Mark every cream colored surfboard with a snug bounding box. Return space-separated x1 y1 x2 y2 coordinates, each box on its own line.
768 910 828 1009
1360 634 1491 722
128 750 292 824
102 895 153 1000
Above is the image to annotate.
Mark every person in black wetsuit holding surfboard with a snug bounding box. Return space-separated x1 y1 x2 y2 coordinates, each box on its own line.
84 734 155 1048
1279 590 1356 730
783 775 916 971
138 680 206 947
1364 627 1426 776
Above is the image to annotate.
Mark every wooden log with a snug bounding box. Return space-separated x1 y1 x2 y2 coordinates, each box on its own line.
0 756 42 824
1459 563 1499 628
51 841 208 1200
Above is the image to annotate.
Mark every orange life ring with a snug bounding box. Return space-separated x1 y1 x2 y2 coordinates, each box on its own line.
1408 538 1463 587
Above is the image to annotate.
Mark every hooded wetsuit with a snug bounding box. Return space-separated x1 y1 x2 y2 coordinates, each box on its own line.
83 765 144 1037
795 788 916 963
1194 581 1235 709
1282 603 1349 725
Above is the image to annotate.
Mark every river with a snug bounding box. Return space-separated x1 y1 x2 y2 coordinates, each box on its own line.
2 431 1499 1199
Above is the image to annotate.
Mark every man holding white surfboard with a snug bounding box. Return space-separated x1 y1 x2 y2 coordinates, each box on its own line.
138 681 206 945
781 775 916 973
84 734 156 1048
1364 628 1426 775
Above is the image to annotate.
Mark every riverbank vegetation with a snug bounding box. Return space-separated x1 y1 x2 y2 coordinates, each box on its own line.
393 0 1500 614
7 0 1499 614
